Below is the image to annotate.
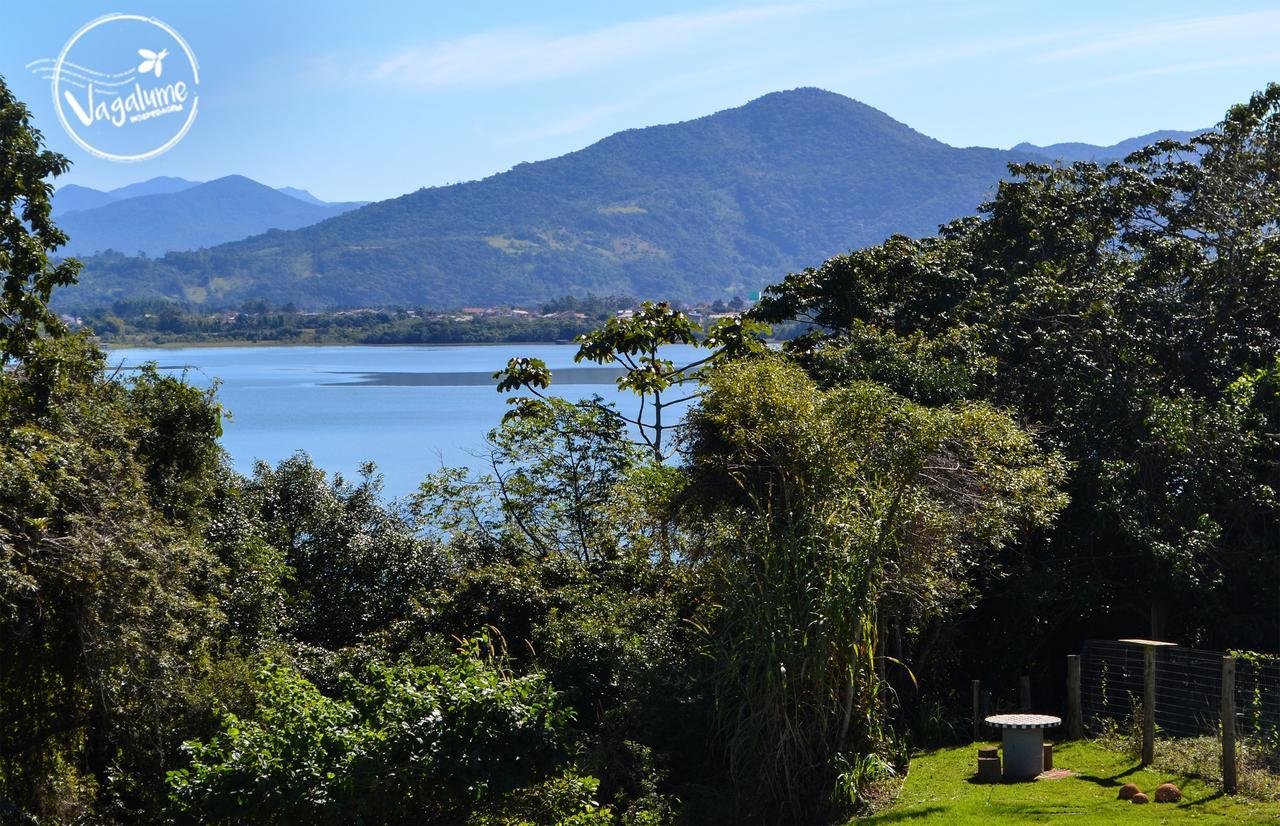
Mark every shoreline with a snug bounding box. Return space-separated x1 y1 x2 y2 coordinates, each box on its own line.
99 338 584 350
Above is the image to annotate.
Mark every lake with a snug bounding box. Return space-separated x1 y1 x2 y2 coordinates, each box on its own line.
107 343 700 498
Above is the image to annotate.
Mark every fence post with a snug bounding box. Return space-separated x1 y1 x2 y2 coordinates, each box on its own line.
1118 639 1176 765
1067 654 1083 740
1019 675 1031 711
1142 646 1156 765
1146 645 1167 768
1222 655 1237 795
972 679 981 742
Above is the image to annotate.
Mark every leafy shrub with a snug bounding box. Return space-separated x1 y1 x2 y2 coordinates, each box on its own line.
168 641 577 824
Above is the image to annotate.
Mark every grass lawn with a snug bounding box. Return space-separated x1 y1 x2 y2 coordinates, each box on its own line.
858 740 1280 824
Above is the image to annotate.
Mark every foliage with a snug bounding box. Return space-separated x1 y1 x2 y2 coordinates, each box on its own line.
496 300 766 459
0 75 81 363
414 397 645 557
0 337 227 820
167 642 581 824
752 84 1280 660
409 407 702 818
683 356 1066 821
79 296 626 346
5 70 1280 826
247 455 444 651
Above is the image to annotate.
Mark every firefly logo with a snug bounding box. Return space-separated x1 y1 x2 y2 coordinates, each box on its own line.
27 14 200 162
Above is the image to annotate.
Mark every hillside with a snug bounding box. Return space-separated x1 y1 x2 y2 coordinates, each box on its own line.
65 89 1046 310
56 176 366 258
1012 128 1207 162
53 177 199 215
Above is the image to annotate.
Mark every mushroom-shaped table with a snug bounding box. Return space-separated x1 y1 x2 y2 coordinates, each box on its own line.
984 714 1060 780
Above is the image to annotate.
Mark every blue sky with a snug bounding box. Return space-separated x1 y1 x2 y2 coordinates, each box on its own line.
3 1 1279 201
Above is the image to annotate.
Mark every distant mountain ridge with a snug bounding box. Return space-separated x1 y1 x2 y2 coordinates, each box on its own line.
62 89 1198 310
1013 128 1208 163
54 177 201 215
55 176 368 257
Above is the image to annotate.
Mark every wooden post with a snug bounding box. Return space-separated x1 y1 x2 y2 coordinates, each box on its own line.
1143 646 1156 765
1118 639 1176 767
972 679 981 742
1019 675 1032 711
1222 656 1237 795
1067 655 1083 740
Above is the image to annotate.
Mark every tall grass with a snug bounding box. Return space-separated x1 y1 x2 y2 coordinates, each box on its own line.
686 355 1067 822
712 505 889 821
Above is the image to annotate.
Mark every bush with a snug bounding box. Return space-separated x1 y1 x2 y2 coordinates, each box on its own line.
168 641 579 824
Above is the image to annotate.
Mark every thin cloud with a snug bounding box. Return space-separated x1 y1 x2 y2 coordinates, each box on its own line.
361 3 838 88
836 28 1088 81
1033 53 1280 96
1034 11 1280 63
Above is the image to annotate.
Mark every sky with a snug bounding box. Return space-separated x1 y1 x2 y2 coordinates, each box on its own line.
3 0 1279 202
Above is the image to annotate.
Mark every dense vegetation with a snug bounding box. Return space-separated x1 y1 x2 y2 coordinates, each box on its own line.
79 296 632 346
58 88 1043 312
750 89 1280 665
3 72 1279 826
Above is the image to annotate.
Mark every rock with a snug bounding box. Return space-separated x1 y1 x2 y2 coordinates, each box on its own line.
1131 793 1150 804
1154 783 1182 803
1118 783 1141 800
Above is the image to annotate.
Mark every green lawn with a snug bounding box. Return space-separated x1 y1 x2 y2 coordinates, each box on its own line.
858 741 1280 824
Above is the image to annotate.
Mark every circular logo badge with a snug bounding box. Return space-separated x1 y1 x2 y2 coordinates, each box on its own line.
51 14 200 162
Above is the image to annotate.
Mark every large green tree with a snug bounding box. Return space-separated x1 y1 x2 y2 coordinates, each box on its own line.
752 84 1280 660
0 75 79 364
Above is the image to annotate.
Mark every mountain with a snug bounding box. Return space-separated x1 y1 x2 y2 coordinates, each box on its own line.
52 185 120 215
55 176 366 258
66 89 1044 310
105 176 200 201
276 186 327 205
63 89 1181 311
53 177 199 215
1013 129 1208 163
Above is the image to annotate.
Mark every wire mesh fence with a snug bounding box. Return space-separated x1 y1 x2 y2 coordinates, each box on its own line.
1080 639 1280 752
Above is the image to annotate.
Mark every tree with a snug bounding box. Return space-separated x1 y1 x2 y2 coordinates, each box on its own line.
248 455 442 651
0 346 228 820
684 355 1066 821
751 84 1280 656
0 75 80 363
417 398 643 563
494 301 766 460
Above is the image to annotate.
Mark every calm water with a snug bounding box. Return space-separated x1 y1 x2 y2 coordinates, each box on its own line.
108 344 700 498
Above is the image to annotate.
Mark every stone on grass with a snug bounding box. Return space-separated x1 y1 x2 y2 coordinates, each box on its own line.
1118 783 1141 800
1131 792 1150 804
1154 783 1182 803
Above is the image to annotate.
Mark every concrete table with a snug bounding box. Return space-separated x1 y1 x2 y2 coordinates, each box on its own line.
985 714 1060 780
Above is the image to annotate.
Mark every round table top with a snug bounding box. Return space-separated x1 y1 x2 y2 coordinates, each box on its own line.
984 713 1061 729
